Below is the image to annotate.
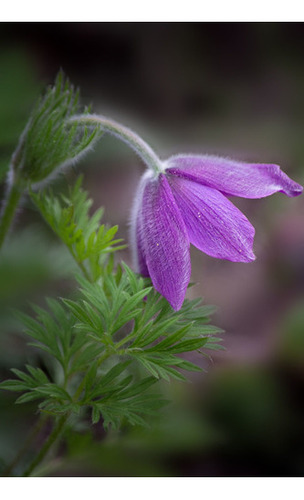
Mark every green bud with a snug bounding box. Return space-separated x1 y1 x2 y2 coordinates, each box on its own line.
10 71 102 187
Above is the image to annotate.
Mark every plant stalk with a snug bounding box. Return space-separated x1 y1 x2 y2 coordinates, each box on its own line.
0 181 22 249
3 415 47 476
22 415 68 477
70 114 164 175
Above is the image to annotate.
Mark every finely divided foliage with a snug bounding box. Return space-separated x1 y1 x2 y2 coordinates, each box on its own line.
12 71 102 184
30 177 125 282
0 177 222 430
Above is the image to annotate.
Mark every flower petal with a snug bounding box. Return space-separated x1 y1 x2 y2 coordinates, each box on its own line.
135 217 149 277
129 172 150 277
166 154 303 198
138 173 191 310
167 174 256 262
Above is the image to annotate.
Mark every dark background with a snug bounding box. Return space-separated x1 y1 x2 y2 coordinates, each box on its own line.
0 23 304 476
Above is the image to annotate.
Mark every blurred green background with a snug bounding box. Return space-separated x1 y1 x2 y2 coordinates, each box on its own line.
0 23 304 476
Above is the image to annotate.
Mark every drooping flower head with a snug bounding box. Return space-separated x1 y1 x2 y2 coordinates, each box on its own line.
67 113 302 311
130 155 303 310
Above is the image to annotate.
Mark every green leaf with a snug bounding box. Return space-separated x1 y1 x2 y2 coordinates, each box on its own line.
34 384 72 400
15 392 43 404
88 361 131 399
147 323 194 351
0 380 28 391
165 338 209 354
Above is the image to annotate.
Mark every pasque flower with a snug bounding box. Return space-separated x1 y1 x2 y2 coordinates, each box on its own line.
130 155 303 310
73 114 303 311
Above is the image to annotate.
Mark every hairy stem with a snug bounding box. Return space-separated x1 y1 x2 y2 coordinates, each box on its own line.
0 182 22 249
70 114 164 175
22 415 68 477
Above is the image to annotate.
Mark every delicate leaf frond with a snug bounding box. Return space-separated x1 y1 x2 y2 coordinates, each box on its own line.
1 178 222 431
65 264 223 384
30 177 125 281
0 261 221 429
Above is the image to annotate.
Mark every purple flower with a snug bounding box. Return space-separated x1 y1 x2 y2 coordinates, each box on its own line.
130 155 303 311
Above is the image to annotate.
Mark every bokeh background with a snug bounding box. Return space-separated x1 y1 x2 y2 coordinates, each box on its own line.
0 23 304 476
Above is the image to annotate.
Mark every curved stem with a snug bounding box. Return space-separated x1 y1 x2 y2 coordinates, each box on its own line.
70 114 164 175
0 181 22 249
22 415 68 477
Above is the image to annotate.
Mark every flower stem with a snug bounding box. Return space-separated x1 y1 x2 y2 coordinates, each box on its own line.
70 114 164 175
68 246 92 282
20 352 113 476
0 182 22 249
22 415 68 477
